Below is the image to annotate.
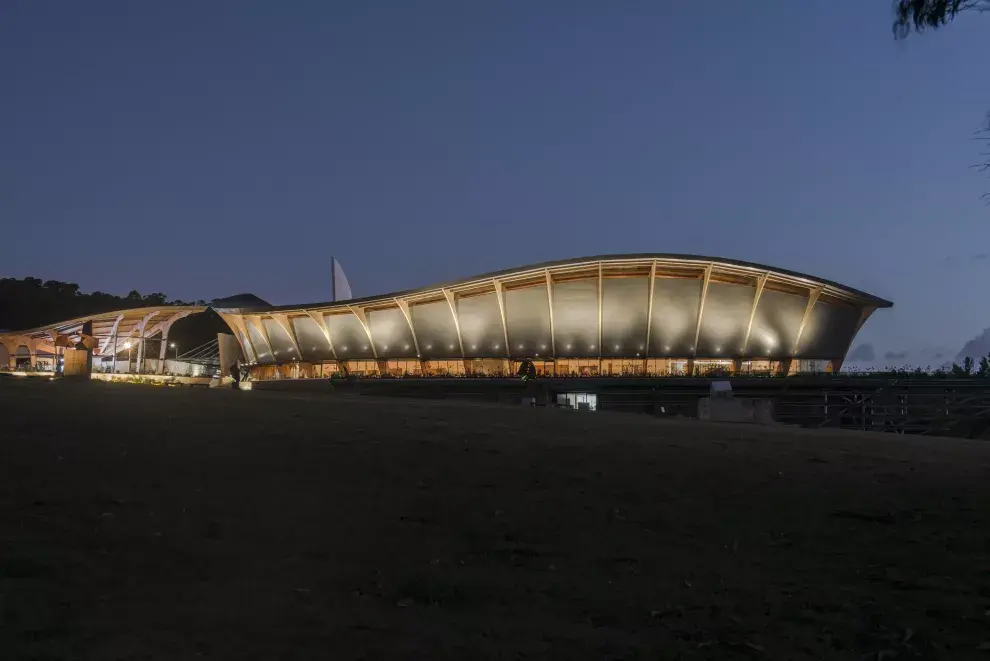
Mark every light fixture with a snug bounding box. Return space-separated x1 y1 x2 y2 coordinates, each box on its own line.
426 344 432 349
590 344 595 349
404 344 410 350
471 344 477 350
449 344 454 349
639 344 644 350
614 344 619 350
664 345 670 352
541 344 546 350
518 344 523 349
341 346 348 351
362 345 367 350
566 344 572 350
123 342 132 350
493 344 499 349
169 342 176 349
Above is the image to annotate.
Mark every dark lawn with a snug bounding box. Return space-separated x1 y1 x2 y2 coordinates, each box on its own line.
1 378 989 659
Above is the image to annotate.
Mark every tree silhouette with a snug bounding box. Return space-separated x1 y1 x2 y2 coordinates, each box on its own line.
892 0 990 37
0 278 198 331
892 1 990 196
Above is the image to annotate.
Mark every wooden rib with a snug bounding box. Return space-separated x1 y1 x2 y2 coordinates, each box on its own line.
270 313 302 361
545 270 555 357
792 287 822 355
691 264 713 357
248 316 276 361
394 298 421 357
597 261 603 359
493 278 510 358
741 272 769 355
644 259 657 354
305 310 337 360
441 289 465 358
224 313 259 363
347 305 378 360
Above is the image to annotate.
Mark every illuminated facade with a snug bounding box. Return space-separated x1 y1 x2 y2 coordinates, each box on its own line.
213 254 891 378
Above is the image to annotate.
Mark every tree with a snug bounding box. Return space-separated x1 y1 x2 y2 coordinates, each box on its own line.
950 355 975 376
893 2 990 195
892 0 990 37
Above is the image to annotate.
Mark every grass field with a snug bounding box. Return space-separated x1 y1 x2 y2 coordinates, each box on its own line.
1 378 989 659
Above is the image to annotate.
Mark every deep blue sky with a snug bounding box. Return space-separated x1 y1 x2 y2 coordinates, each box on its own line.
2 1 989 361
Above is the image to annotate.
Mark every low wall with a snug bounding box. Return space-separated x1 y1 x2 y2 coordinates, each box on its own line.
251 378 336 394
90 373 215 387
698 397 775 424
92 357 211 377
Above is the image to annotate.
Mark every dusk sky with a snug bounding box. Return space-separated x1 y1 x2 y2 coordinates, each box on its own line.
3 1 989 363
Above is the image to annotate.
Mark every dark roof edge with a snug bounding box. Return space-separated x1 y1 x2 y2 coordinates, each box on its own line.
217 253 894 314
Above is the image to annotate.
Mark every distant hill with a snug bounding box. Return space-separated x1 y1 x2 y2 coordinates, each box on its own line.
210 293 271 308
957 327 990 364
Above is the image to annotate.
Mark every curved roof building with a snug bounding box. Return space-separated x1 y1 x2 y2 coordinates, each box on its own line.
213 254 890 376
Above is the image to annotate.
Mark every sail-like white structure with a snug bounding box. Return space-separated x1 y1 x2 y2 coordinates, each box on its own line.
331 257 353 302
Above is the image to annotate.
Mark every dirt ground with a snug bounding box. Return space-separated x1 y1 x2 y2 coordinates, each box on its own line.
1 379 989 660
